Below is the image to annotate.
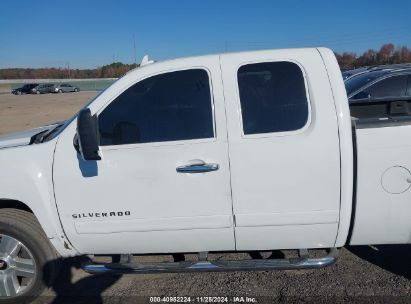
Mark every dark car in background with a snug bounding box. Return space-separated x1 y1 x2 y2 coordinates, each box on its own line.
342 63 411 81
31 83 55 94
342 67 369 80
11 83 38 95
345 68 411 118
52 83 80 93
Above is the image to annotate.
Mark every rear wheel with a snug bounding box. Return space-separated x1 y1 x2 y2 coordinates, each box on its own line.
74 88 79 92
35 91 40 95
0 209 60 303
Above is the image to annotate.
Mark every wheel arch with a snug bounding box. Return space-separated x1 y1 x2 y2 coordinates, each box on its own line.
0 198 54 240
0 198 77 257
0 141 79 257
0 198 34 213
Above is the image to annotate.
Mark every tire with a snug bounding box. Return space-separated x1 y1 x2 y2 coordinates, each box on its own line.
0 209 60 303
58 89 63 93
17 92 22 96
74 88 79 92
36 91 40 95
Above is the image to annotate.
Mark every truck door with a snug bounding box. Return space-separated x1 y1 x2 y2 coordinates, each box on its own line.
53 56 235 254
220 49 342 250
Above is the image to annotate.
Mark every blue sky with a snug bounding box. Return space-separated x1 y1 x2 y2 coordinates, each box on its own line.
1 0 410 68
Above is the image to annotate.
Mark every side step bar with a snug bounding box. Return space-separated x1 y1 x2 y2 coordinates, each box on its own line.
82 248 338 274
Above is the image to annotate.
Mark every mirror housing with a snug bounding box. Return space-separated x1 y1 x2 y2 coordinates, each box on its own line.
76 108 101 161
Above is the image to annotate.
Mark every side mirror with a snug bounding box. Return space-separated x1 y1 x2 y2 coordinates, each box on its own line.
76 108 101 161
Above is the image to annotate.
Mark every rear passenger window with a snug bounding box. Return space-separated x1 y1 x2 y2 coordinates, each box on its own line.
368 75 407 99
98 69 214 146
237 62 309 135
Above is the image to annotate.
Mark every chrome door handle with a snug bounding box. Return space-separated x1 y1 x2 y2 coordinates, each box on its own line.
176 161 219 173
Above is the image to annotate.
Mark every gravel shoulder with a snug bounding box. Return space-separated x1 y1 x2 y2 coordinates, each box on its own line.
0 91 95 135
0 93 409 303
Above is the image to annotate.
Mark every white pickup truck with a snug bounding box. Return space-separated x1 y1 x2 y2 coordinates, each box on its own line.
0 48 410 301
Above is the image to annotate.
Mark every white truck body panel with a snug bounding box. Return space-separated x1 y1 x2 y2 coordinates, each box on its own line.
316 48 354 248
0 124 59 149
351 124 411 244
0 141 74 256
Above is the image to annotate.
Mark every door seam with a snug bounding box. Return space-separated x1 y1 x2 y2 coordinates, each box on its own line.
218 54 237 250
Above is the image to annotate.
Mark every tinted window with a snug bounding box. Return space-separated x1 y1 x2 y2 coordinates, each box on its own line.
368 75 407 98
98 69 214 146
238 62 309 135
345 70 388 96
406 76 411 96
352 75 408 100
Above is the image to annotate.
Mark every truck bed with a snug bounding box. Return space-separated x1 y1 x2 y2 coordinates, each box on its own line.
349 101 411 245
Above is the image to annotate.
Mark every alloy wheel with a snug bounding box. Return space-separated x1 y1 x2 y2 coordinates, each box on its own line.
0 234 37 298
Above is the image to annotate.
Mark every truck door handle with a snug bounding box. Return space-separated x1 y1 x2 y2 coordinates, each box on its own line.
176 161 219 173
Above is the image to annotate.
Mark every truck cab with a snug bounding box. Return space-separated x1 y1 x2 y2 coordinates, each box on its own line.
52 48 347 254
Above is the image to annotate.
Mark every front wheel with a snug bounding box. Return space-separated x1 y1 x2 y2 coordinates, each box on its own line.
0 209 60 303
74 88 79 92
35 91 40 95
58 89 63 93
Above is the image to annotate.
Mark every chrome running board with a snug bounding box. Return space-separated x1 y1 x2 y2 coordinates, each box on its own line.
82 248 338 274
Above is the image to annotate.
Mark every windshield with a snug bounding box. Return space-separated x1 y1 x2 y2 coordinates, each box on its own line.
345 70 389 96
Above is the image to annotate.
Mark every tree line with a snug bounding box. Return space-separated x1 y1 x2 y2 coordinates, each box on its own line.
0 62 138 80
335 43 411 69
1 43 410 79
